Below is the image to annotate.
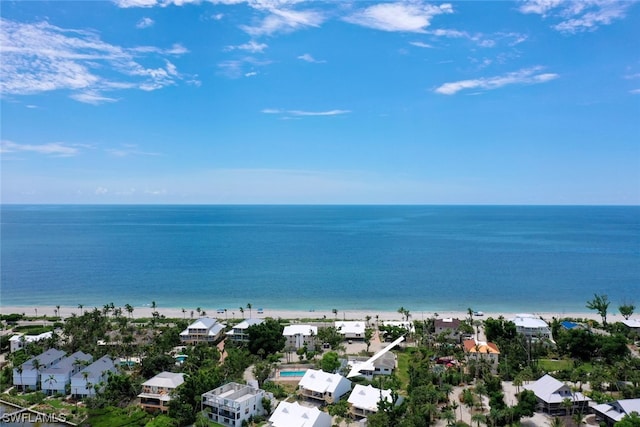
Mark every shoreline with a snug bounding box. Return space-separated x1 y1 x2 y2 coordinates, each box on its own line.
0 305 618 324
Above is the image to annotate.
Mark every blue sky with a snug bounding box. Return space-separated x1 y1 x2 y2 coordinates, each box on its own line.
1 0 639 204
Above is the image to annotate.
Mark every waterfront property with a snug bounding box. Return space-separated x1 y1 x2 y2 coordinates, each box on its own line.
335 321 366 340
621 319 640 334
70 355 117 397
283 325 317 350
593 398 640 426
13 348 66 391
463 339 500 374
268 401 332 427
138 371 185 413
348 384 400 420
297 369 352 404
9 332 53 353
180 318 226 345
201 382 272 427
225 318 264 344
524 374 590 415
40 351 92 395
347 352 396 380
509 314 552 341
434 318 462 341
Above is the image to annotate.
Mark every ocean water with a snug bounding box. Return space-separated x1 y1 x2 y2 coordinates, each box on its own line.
1 205 638 314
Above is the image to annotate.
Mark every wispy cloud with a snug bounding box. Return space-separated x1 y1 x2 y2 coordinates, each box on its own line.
225 40 268 53
410 41 434 49
218 57 271 78
262 108 350 117
0 140 80 157
106 144 161 157
240 7 325 36
136 17 155 28
344 2 453 33
630 89 640 95
519 0 633 33
0 18 192 103
297 53 325 63
434 66 558 95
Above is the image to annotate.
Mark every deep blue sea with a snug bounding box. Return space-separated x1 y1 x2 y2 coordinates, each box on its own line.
1 205 638 314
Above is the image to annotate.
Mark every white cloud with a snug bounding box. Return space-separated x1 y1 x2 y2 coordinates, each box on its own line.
114 0 159 7
106 144 161 157
240 7 325 36
435 66 559 95
410 41 434 49
225 40 268 53
217 57 271 78
136 17 155 28
519 0 633 33
95 186 109 195
262 108 350 117
297 53 325 63
245 71 258 77
345 2 453 33
0 18 190 103
631 89 640 95
0 140 80 157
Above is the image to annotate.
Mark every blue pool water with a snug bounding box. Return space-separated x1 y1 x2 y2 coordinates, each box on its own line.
279 370 307 377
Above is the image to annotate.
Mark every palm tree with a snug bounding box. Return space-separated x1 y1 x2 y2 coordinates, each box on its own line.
332 308 338 319
247 303 252 318
55 305 60 319
44 374 57 395
441 408 455 426
182 308 186 319
397 306 406 321
82 371 90 395
239 307 245 319
549 417 564 427
125 304 134 319
34 307 38 318
32 359 42 390
16 366 23 392
78 304 84 315
196 307 202 317
224 308 228 320
471 413 486 427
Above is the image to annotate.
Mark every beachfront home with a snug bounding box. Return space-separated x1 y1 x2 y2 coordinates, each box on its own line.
463 339 500 374
593 398 640 426
268 401 332 427
180 318 226 345
621 319 640 335
524 374 590 415
435 318 462 341
40 351 92 395
509 314 552 341
9 332 54 353
283 325 317 350
225 318 264 344
201 382 272 427
348 384 401 420
347 352 396 380
138 371 185 413
70 355 117 397
13 348 66 391
335 321 366 340
298 368 352 404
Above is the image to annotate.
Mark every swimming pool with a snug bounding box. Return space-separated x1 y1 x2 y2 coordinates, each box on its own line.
279 370 306 377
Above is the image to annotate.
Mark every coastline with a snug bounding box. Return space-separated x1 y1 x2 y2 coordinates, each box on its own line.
0 305 615 324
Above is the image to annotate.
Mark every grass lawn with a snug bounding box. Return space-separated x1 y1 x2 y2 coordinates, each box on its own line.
396 351 410 389
538 359 573 372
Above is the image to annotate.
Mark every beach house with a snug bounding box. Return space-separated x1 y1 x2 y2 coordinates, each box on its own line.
40 351 92 395
298 368 352 404
139 371 185 413
593 398 640 426
201 382 272 427
524 374 590 415
9 332 53 353
268 401 332 427
463 339 500 374
283 325 317 350
13 348 66 391
348 384 401 420
435 318 462 341
180 318 226 345
347 352 396 380
335 321 366 340
621 319 640 334
509 314 552 341
225 318 264 344
70 355 117 397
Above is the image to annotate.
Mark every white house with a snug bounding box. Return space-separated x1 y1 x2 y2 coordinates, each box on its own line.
463 339 500 374
180 318 226 345
202 382 272 427
298 368 352 404
225 319 264 344
283 325 317 350
40 351 92 395
139 371 185 413
348 384 401 419
9 332 53 353
269 401 332 427
621 319 640 333
593 398 640 426
13 348 66 391
347 352 396 380
71 355 117 397
509 314 552 341
335 321 366 340
524 374 590 415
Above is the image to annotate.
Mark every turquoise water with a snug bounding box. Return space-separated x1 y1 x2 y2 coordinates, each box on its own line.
1 205 638 313
279 370 307 377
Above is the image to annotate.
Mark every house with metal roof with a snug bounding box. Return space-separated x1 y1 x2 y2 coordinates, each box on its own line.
138 371 185 413
523 374 590 415
268 401 332 427
225 318 264 343
40 351 92 395
298 368 351 404
13 348 66 391
347 384 401 420
9 332 54 353
509 314 552 340
347 351 396 380
180 318 226 345
593 398 640 426
335 321 366 340
283 325 317 350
